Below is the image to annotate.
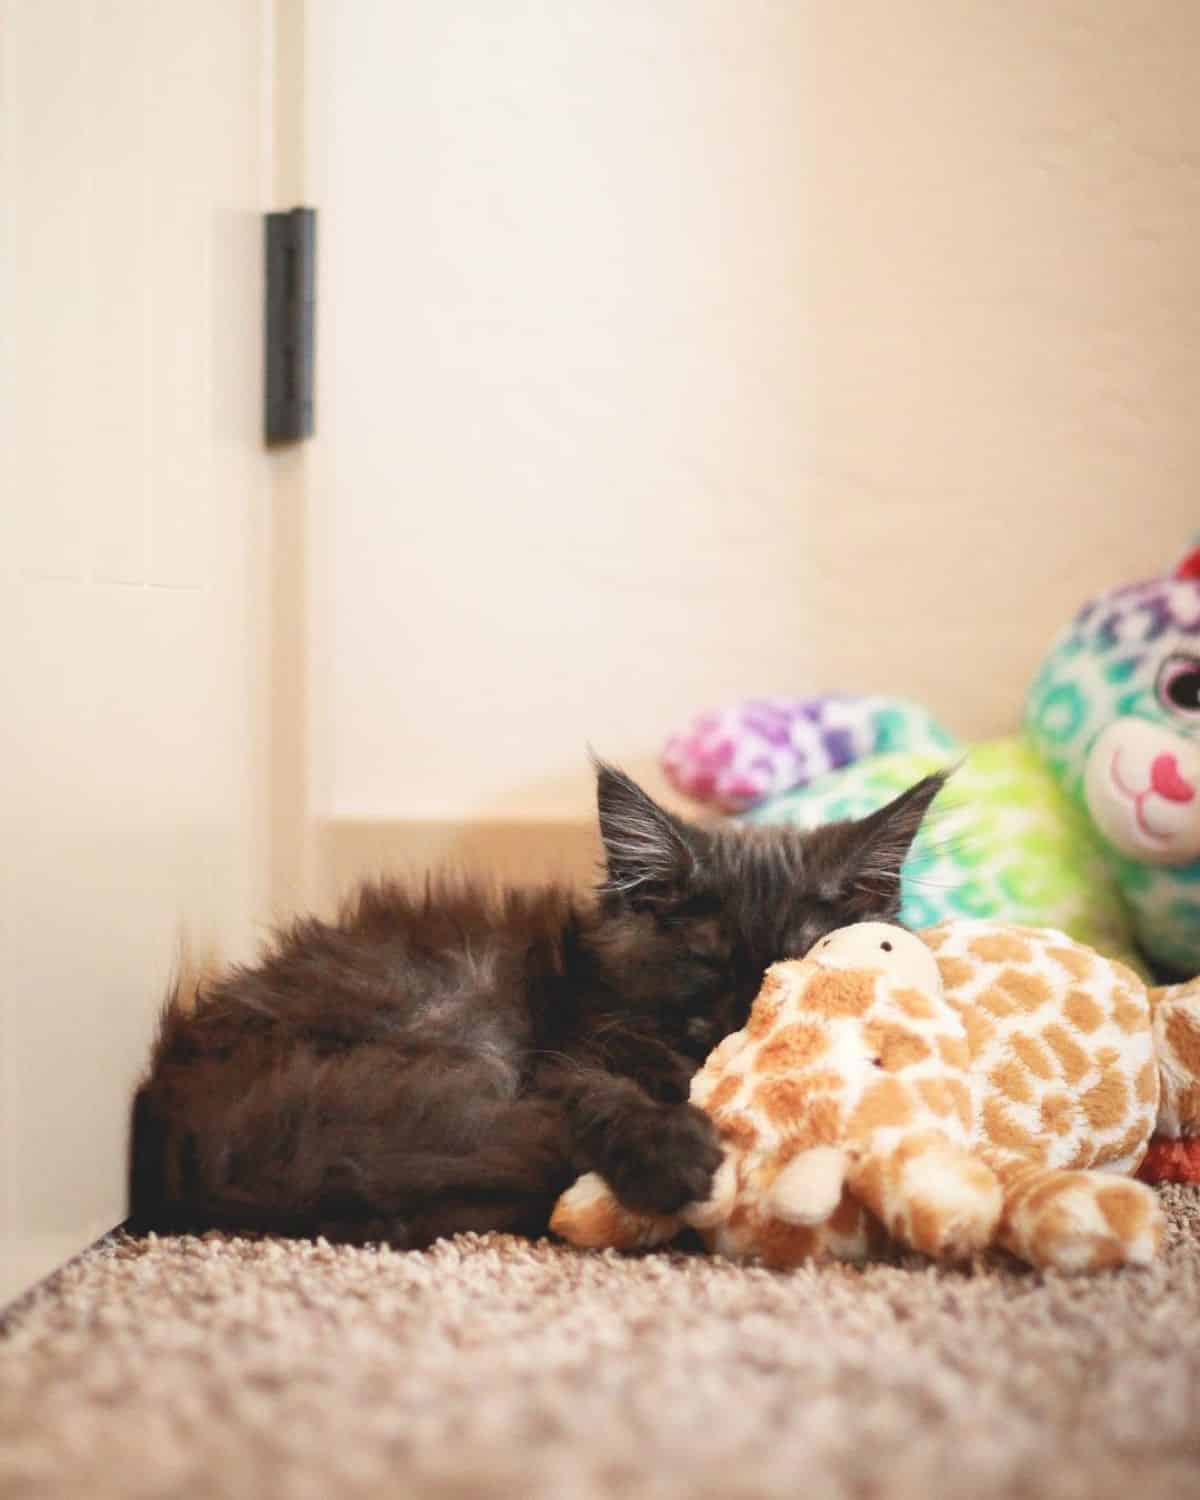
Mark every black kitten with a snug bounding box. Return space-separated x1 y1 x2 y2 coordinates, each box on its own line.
129 762 945 1247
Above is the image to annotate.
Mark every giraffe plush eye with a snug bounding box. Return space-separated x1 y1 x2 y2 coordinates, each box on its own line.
1157 654 1200 716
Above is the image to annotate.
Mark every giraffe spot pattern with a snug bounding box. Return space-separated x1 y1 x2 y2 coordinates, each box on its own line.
798 1069 848 1095
979 985 1020 1020
754 1023 829 1074
945 1078 972 1130
936 956 975 990
1048 945 1094 982
917 1078 958 1119
1064 989 1104 1033
1095 1117 1154 1169
850 1077 915 1135
863 1021 932 1072
990 1059 1034 1106
1031 1207 1080 1269
892 1130 953 1170
962 1008 996 1058
1113 997 1149 1034
1043 1024 1090 1085
717 1114 760 1152
745 992 783 1039
983 1095 1037 1154
802 970 877 1018
752 1081 843 1144
1041 1092 1075 1136
1081 1071 1130 1131
996 967 1053 1012
969 933 1034 964
895 986 938 1020
1179 1083 1200 1126
754 1217 821 1270
706 1075 742 1117
1011 1032 1055 1080
1097 1183 1146 1239
936 1034 970 1069
1020 1173 1075 1217
1166 1007 1200 1077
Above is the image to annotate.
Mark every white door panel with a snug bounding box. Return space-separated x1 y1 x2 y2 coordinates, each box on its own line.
0 0 275 1305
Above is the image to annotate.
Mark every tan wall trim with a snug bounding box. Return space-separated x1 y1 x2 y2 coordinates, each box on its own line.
317 819 603 916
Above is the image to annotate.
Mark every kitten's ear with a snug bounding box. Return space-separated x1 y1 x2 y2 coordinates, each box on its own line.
594 760 702 909
833 771 949 917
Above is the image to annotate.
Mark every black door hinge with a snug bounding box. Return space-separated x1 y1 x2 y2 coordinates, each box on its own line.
264 207 316 444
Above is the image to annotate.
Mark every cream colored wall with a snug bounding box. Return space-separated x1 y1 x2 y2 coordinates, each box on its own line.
308 0 1200 901
0 0 277 1304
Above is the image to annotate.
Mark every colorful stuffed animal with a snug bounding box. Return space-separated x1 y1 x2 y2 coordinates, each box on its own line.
661 550 1200 977
551 920 1200 1272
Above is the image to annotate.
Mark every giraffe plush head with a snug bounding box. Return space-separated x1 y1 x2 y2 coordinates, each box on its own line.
1025 551 1200 971
551 919 1179 1273
553 923 1003 1268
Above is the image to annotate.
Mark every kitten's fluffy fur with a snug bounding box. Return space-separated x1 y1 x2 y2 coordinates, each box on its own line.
129 762 944 1247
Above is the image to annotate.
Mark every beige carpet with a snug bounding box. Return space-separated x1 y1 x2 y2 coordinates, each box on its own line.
4 1189 1200 1500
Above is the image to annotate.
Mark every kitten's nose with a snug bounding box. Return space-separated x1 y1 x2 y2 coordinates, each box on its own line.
1150 753 1195 804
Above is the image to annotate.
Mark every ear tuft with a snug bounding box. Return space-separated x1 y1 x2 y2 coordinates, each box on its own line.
594 759 698 907
839 770 950 916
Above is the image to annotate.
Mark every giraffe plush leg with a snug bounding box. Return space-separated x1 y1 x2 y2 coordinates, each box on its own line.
847 1131 1002 1261
984 1152 1164 1272
766 1146 847 1226
549 1171 681 1250
1150 979 1200 1135
1139 980 1200 1183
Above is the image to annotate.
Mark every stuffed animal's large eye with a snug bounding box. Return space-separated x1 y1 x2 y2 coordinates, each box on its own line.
1157 654 1200 715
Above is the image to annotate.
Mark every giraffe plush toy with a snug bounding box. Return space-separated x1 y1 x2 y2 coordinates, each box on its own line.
551 920 1200 1272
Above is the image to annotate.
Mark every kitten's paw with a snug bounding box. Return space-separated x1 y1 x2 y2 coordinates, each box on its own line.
680 1153 738 1229
606 1104 723 1216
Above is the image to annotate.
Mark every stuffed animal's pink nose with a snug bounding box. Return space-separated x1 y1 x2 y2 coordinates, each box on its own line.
1150 753 1195 804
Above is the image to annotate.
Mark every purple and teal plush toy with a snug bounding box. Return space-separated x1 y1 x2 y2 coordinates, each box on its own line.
663 548 1200 976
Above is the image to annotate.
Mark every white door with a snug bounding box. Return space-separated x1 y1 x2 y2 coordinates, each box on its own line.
0 0 279 1305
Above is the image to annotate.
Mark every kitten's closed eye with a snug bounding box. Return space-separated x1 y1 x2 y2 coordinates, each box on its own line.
677 952 727 996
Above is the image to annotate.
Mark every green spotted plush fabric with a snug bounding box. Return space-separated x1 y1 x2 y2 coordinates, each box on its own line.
743 741 1141 971
666 549 1200 976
